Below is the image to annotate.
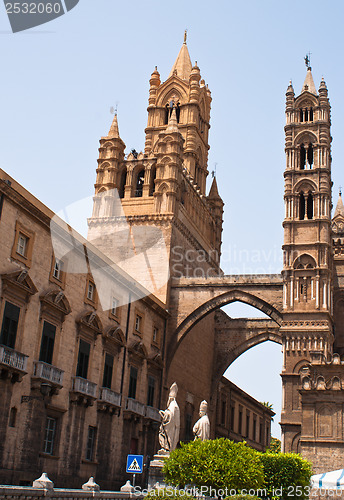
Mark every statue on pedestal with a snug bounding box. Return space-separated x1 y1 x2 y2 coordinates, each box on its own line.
193 400 210 441
158 382 180 454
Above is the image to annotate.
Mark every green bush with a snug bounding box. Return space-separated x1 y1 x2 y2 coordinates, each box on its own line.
163 438 264 493
260 452 312 500
267 437 281 453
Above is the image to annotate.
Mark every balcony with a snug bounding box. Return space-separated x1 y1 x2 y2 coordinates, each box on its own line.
99 387 121 407
71 376 97 405
145 405 161 422
33 361 64 387
0 344 28 381
124 397 146 417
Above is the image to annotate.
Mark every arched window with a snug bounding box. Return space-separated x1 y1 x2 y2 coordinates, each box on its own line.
309 107 313 121
304 108 308 121
299 109 304 122
118 170 127 199
307 144 313 168
176 103 181 123
135 170 145 197
307 193 313 219
299 191 305 220
149 167 156 196
300 144 306 169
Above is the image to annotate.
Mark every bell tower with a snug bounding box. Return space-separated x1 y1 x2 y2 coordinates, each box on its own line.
280 61 333 452
88 35 224 304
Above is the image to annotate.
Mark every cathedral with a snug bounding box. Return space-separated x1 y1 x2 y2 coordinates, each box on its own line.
0 35 343 488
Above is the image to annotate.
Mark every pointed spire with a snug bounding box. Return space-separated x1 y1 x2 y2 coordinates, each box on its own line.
108 113 120 138
168 33 192 81
208 177 221 199
334 191 344 219
302 68 317 95
166 106 179 132
286 80 294 95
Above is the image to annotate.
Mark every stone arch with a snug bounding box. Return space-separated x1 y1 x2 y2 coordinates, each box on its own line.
293 254 317 269
166 290 283 371
291 432 301 453
156 82 188 107
294 131 317 146
294 179 317 194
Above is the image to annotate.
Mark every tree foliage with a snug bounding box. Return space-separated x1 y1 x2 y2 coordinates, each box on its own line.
267 437 281 453
163 438 264 492
260 452 312 500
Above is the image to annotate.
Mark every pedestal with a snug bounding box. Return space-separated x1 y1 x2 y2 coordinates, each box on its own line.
148 453 169 489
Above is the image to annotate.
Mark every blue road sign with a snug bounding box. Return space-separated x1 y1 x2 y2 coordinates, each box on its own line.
126 454 143 474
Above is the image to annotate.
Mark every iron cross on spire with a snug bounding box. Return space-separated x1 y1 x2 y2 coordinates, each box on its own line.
305 52 312 69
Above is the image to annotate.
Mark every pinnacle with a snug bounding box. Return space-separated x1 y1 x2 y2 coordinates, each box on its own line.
333 191 344 219
301 67 317 95
168 37 192 81
166 106 179 132
108 113 120 138
208 176 221 199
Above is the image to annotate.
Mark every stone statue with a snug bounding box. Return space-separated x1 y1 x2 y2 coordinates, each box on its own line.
158 382 180 454
193 400 210 441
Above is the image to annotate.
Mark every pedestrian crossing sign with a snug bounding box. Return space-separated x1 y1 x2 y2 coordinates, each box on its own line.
126 454 143 474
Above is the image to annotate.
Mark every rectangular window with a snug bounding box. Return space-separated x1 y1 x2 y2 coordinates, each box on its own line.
0 301 20 349
253 416 257 441
53 258 63 280
43 417 57 455
246 413 250 438
102 353 114 389
135 315 142 332
87 282 95 301
128 366 138 399
152 327 159 344
147 375 155 407
39 321 56 365
238 408 243 435
16 233 28 257
221 400 226 426
86 426 96 461
76 339 90 379
111 297 118 316
230 405 235 431
259 422 263 444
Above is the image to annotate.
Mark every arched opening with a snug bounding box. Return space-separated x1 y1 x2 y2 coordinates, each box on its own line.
176 103 181 123
149 166 156 196
309 107 313 121
304 108 308 121
307 143 313 168
299 191 305 220
299 109 303 122
135 169 145 197
118 170 127 199
300 144 306 169
307 192 313 219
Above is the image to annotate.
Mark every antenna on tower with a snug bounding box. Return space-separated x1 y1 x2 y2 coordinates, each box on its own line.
212 163 218 178
304 52 312 69
184 29 187 44
110 101 119 115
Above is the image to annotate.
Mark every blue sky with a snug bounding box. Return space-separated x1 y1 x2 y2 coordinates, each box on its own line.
2 0 344 438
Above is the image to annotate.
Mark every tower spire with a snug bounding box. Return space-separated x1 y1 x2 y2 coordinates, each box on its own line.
108 112 120 138
168 34 192 80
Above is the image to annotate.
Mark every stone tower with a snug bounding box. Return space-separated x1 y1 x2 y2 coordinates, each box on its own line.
88 34 224 304
281 65 333 452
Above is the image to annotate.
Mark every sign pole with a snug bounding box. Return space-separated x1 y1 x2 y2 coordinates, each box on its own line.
133 473 136 488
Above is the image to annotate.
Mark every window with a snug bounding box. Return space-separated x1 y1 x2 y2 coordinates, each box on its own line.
253 416 257 441
135 170 145 197
128 366 138 399
17 233 28 257
300 144 306 169
76 339 90 379
0 301 20 349
86 426 97 461
53 258 63 280
9 407 17 427
147 375 155 407
299 192 306 220
259 422 263 444
230 405 235 431
246 412 250 438
221 400 226 426
87 282 95 301
130 437 138 454
39 321 56 365
43 417 57 455
238 407 243 435
102 353 114 389
135 315 142 333
111 297 118 316
119 170 127 199
307 193 313 219
152 327 159 345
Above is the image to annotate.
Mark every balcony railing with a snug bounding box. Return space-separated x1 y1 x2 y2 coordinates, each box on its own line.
33 361 64 386
99 387 121 407
145 405 161 422
72 376 97 398
125 397 146 416
0 344 28 372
